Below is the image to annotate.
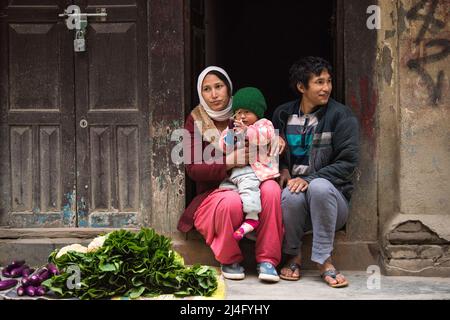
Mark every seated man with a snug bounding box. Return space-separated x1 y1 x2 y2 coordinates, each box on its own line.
272 56 360 287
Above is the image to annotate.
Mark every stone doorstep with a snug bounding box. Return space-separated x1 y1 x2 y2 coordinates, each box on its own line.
0 227 140 239
0 228 380 272
183 229 381 271
174 239 382 271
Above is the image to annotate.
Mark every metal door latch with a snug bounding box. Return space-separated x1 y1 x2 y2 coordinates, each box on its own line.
58 6 107 52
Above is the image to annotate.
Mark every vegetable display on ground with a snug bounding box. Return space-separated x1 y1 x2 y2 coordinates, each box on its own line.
42 228 218 299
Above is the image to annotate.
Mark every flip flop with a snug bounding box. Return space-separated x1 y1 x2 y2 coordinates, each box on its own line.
321 269 349 288
279 262 301 281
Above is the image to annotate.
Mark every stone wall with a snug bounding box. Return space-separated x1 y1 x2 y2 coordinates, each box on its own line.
377 0 450 276
382 217 450 276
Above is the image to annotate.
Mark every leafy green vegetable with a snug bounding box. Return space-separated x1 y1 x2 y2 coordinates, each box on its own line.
43 228 217 299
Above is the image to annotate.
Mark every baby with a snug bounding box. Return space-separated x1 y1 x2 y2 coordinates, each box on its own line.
219 87 280 241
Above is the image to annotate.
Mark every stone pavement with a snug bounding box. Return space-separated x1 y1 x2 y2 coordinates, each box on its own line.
1 270 449 301
224 270 450 300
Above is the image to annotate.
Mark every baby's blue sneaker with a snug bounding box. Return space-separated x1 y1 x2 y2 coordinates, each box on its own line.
221 263 245 280
257 262 280 283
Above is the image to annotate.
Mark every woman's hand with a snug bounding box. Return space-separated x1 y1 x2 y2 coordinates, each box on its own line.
278 168 291 188
269 136 286 156
287 177 309 193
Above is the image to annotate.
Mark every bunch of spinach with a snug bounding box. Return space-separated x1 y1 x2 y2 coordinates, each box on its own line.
42 228 217 299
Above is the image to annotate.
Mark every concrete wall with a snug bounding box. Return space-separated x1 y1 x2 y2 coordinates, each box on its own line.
397 0 449 216
377 0 450 276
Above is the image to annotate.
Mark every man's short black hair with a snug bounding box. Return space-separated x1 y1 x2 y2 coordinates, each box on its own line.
289 56 333 94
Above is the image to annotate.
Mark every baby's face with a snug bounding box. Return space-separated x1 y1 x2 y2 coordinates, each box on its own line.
234 108 258 126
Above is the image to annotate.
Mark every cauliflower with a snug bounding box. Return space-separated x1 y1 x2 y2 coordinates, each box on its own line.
87 234 108 253
172 250 185 266
56 243 88 259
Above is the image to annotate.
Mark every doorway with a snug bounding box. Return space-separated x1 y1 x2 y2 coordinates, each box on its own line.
186 0 340 205
200 0 337 119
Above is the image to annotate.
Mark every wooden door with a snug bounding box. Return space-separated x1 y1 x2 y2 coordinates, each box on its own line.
0 1 76 227
0 0 150 228
74 0 150 227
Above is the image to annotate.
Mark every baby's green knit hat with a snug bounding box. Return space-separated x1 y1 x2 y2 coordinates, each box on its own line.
232 87 267 119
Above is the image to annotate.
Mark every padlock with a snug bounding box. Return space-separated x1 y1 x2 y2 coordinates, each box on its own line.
74 30 86 52
74 38 85 52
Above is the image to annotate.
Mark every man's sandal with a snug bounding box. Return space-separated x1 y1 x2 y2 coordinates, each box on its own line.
279 262 301 281
320 269 349 288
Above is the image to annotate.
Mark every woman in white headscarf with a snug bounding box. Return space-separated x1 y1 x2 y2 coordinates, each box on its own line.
177 66 284 282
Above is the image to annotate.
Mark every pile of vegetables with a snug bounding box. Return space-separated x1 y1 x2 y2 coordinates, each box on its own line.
0 260 59 296
0 260 32 292
42 228 218 299
17 263 59 296
1 260 34 278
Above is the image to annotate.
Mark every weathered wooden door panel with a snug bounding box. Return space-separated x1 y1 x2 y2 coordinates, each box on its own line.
0 0 151 228
74 0 150 227
0 1 76 227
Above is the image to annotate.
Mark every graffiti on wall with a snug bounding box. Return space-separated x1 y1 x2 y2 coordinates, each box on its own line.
406 0 449 105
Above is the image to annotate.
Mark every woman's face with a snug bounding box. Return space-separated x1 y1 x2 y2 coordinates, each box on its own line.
201 74 230 111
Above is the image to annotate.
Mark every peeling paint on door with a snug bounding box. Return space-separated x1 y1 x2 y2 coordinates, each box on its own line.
77 196 88 227
62 190 76 227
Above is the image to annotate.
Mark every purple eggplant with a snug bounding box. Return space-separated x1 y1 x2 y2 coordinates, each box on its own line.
16 286 25 296
35 286 46 296
0 279 18 291
10 264 29 278
10 260 26 267
36 267 48 276
1 268 11 277
4 260 26 271
21 276 31 287
21 267 35 278
29 274 41 286
46 263 59 276
38 270 50 282
25 285 36 297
